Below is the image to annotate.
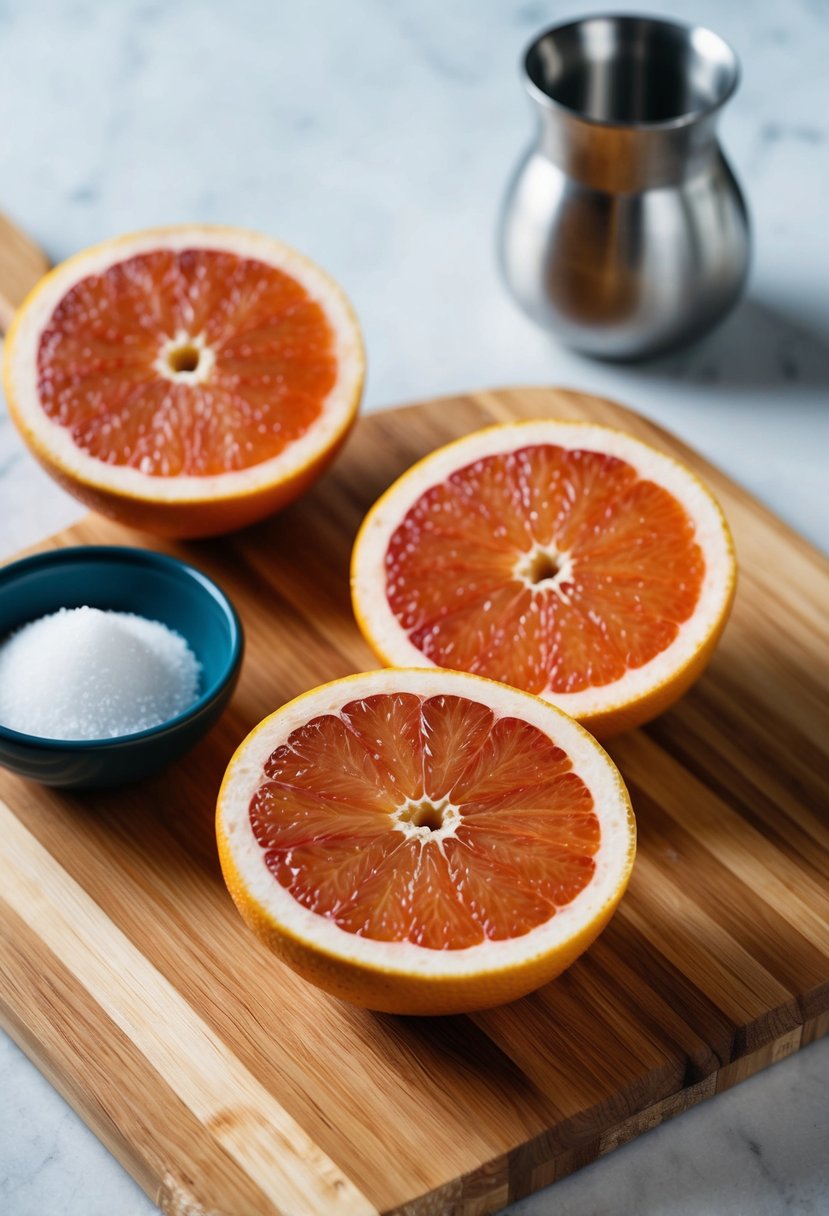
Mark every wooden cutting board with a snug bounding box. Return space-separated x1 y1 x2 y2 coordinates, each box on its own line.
2 386 828 1216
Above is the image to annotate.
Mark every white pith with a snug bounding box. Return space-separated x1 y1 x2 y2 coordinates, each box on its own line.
154 330 216 386
514 542 575 602
218 668 634 978
6 227 364 503
352 422 735 720
391 796 462 845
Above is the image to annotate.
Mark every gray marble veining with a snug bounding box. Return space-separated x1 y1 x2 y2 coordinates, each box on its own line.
0 1 827 1213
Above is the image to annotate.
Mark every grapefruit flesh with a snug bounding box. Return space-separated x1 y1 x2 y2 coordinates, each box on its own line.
37 248 338 477
217 668 635 1015
4 226 364 536
352 421 736 738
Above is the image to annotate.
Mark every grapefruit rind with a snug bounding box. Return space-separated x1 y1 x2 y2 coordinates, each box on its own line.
216 668 635 1015
351 420 736 738
2 226 365 536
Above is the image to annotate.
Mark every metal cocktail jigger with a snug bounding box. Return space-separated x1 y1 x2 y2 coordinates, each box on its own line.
500 15 750 360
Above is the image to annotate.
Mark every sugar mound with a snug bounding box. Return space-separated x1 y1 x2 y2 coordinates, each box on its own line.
0 606 201 741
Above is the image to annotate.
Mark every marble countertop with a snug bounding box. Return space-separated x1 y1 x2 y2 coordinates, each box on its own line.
0 1 827 1213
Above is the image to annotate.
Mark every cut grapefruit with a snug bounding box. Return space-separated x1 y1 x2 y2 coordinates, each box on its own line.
216 668 635 1015
3 225 364 537
351 420 736 738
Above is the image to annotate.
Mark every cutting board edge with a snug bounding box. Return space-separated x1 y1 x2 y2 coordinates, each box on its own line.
2 984 822 1216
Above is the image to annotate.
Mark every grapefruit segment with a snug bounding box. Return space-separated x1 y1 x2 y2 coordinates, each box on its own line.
352 420 736 737
4 226 364 537
341 692 426 802
217 668 635 1014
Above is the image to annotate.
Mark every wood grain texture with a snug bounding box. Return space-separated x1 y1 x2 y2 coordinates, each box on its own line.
1 386 827 1216
0 211 49 332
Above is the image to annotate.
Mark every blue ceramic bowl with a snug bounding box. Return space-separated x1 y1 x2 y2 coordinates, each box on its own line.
0 546 243 788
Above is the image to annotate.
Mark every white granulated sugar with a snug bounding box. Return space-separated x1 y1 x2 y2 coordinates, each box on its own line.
0 606 201 741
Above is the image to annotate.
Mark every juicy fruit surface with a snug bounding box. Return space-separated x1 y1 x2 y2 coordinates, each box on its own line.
385 445 705 696
218 668 635 1013
36 248 337 477
249 692 600 949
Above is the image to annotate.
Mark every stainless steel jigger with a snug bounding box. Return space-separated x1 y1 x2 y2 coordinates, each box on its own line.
499 15 750 360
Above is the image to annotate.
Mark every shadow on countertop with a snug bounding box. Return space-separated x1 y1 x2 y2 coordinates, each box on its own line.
631 297 829 393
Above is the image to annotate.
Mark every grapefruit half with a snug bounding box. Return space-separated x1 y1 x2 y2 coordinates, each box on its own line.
3 225 364 537
216 668 635 1015
351 420 736 738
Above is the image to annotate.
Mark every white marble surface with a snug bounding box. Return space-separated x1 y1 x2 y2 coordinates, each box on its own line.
0 1 827 1213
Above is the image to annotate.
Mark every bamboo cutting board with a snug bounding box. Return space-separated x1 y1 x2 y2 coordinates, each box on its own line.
1 386 828 1216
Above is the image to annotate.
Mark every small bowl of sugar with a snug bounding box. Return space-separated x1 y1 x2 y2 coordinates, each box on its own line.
0 546 243 788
